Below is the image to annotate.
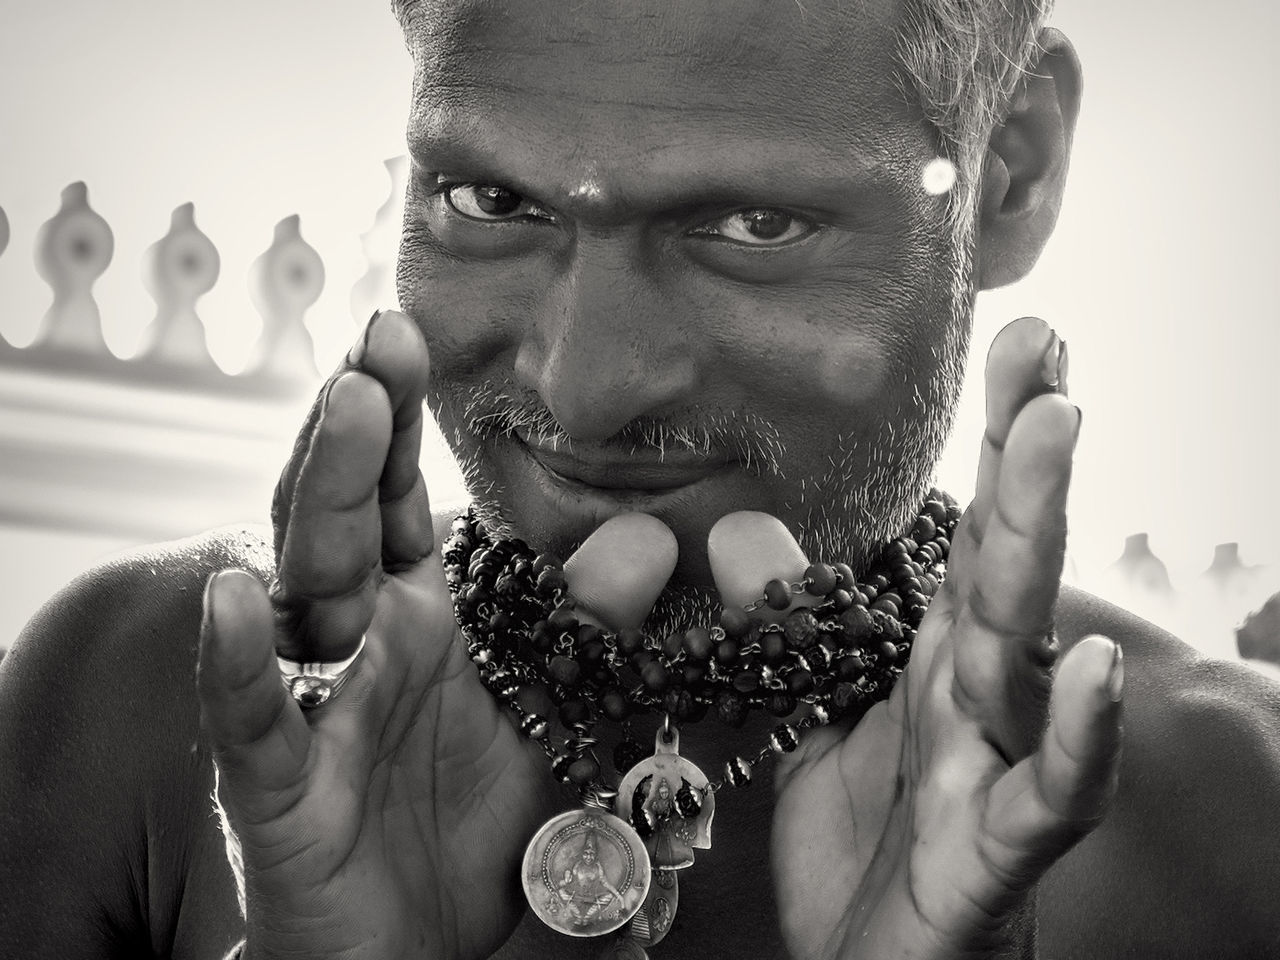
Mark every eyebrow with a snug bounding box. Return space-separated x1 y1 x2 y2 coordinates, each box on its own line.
406 113 898 220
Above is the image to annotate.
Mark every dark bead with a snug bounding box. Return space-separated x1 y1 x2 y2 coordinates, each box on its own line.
532 552 562 574
577 639 606 665
890 563 916 586
783 609 819 650
833 562 857 589
920 573 939 596
761 630 787 665
732 670 760 693
764 578 792 611
839 605 875 641
683 627 714 661
577 623 602 646
550 753 573 783
546 604 577 631
837 654 866 680
601 688 631 722
559 699 591 726
715 690 748 728
450 517 472 537
531 622 555 654
922 499 948 526
617 628 645 655
488 610 512 634
786 668 815 697
833 681 859 713
663 687 694 720
767 690 797 717
662 631 684 660
906 602 929 623
934 535 951 557
548 655 582 687
719 607 751 639
945 502 963 524
642 661 670 694
684 696 710 724
872 611 904 642
870 596 900 616
535 567 565 596
867 574 889 594
715 638 740 666
567 757 600 786
877 640 900 662
910 515 937 543
630 649 656 671
614 738 648 775
681 661 707 690
828 589 854 614
804 563 838 596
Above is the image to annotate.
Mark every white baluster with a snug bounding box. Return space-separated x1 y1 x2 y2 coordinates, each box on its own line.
33 182 113 354
138 202 220 367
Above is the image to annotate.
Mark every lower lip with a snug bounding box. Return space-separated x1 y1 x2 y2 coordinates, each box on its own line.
519 439 728 508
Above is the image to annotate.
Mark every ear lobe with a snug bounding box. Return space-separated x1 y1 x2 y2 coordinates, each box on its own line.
976 29 1083 290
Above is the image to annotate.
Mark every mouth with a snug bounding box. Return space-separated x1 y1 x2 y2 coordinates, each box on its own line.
515 430 733 502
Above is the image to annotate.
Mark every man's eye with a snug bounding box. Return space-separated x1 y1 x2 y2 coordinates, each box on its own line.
443 183 550 222
692 208 815 246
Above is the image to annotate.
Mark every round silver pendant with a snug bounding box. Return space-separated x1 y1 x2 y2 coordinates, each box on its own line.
522 809 652 938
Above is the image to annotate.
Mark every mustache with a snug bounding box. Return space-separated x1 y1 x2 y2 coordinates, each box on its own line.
460 382 787 478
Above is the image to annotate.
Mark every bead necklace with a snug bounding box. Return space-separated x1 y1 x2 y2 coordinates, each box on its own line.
445 491 959 958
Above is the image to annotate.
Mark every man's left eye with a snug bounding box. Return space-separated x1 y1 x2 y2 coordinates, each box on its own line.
444 183 551 222
692 208 815 246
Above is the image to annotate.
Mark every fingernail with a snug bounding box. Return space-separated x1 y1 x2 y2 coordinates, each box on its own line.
1040 330 1061 387
1057 339 1070 395
348 308 384 367
1108 642 1124 701
319 372 343 417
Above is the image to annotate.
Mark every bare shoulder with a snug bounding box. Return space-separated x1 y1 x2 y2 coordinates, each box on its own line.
0 525 273 959
1041 586 1280 959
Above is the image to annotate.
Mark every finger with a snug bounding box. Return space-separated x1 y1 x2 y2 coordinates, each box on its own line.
272 371 392 662
707 511 811 613
271 309 386 561
980 635 1123 889
562 513 678 629
354 310 434 570
948 317 1064 598
953 392 1081 760
198 570 311 816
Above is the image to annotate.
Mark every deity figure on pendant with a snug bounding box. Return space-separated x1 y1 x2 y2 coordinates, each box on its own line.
635 775 698 870
557 830 626 924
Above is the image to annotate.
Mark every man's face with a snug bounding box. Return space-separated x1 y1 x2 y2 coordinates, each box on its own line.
398 0 972 597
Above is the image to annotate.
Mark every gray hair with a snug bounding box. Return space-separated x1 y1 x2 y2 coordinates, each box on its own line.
392 0 1055 229
897 0 1056 227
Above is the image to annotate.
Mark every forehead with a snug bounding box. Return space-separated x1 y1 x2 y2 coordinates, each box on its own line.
403 0 931 200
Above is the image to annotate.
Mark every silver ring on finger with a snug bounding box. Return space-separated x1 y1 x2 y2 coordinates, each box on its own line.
277 634 367 708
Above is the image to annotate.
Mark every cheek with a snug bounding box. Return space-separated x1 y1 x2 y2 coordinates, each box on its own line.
397 229 540 379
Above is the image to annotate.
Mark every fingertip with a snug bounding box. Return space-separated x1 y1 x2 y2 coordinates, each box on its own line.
200 570 274 686
564 513 679 629
708 511 810 610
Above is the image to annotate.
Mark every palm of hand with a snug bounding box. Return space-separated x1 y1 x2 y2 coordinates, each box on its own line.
241 563 558 960
772 588 1020 960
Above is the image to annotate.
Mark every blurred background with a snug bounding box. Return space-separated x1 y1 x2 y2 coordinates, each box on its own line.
1 0 1278 671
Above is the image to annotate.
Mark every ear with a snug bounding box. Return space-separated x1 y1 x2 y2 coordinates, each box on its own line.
975 29 1083 290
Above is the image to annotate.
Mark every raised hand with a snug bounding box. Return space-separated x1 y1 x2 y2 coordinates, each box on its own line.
196 310 677 960
721 317 1122 959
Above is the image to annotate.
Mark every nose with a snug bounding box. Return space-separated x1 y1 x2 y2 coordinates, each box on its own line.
514 236 698 440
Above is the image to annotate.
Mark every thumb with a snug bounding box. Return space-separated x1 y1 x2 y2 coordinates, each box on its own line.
198 569 311 819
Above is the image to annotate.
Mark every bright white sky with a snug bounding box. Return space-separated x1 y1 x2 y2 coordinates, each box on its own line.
1 0 1278 653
